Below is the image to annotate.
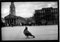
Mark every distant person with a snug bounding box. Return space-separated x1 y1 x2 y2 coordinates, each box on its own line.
11 24 13 27
23 26 35 38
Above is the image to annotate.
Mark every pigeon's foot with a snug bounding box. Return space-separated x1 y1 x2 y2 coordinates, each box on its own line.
26 36 30 39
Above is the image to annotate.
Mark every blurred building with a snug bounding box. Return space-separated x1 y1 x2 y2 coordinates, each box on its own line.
34 7 58 25
4 2 35 26
1 18 6 27
4 2 27 26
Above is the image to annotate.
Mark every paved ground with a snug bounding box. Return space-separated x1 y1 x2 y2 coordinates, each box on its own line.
1 25 58 40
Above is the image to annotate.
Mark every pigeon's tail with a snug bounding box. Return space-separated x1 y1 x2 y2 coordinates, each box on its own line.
32 35 35 38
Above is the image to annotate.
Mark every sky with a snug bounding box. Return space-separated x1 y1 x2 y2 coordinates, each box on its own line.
1 2 57 18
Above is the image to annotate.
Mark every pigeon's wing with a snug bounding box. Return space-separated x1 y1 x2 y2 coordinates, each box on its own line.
27 30 33 35
24 30 32 35
24 30 30 33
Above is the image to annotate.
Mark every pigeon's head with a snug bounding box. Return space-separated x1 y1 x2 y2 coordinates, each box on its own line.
25 27 28 30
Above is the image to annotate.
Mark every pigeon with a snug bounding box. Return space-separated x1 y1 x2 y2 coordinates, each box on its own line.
23 27 35 38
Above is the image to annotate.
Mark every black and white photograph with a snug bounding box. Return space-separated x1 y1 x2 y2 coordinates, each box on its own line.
59 0 60 42
1 2 58 41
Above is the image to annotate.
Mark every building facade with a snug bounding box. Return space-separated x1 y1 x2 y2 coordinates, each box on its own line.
34 7 58 25
4 2 35 26
4 2 27 26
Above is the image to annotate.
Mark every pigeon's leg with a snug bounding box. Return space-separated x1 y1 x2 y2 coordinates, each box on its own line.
26 36 30 39
27 36 29 38
25 36 28 39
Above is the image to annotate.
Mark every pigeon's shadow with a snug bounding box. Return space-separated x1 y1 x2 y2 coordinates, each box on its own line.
25 36 35 39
